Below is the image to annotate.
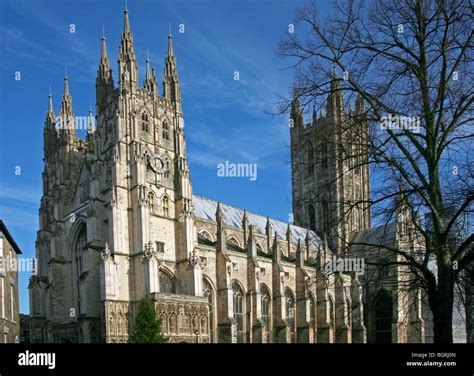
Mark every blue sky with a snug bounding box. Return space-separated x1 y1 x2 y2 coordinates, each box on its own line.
0 0 333 314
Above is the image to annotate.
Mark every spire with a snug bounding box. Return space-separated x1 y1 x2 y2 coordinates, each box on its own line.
60 76 73 118
168 33 174 56
123 7 130 33
96 32 114 112
59 75 76 145
272 232 280 262
163 33 181 103
242 209 248 226
44 90 57 160
286 223 292 241
101 34 108 60
45 90 56 131
216 202 223 222
145 49 151 80
265 217 272 233
144 48 158 96
266 217 273 252
98 33 113 81
119 7 138 86
296 239 304 267
355 94 365 114
312 104 317 126
64 74 69 96
47 91 54 117
327 66 344 121
88 107 95 134
290 90 303 131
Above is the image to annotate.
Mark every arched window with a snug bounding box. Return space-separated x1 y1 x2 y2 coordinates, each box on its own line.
147 192 155 214
203 279 215 343
164 160 170 179
159 270 175 294
232 281 244 343
285 289 295 343
261 285 271 343
162 121 169 140
256 243 264 254
141 112 149 132
162 195 169 217
228 236 240 247
199 230 212 241
374 289 392 343
309 204 316 232
75 225 87 277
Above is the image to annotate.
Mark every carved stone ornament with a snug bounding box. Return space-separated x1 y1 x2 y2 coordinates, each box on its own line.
144 241 155 259
102 242 111 261
188 248 205 267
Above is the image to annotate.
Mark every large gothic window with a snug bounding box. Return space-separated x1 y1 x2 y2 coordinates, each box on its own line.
261 285 271 343
162 195 169 217
74 224 87 314
75 225 87 277
162 121 170 140
285 289 295 343
232 281 244 343
203 279 215 343
374 289 392 343
164 159 170 179
147 192 155 214
159 270 175 294
141 112 149 132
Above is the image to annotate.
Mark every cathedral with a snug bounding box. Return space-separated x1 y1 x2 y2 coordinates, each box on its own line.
29 8 434 343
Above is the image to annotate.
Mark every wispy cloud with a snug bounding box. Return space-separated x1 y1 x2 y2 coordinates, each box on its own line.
2 3 98 83
188 118 289 171
0 185 40 229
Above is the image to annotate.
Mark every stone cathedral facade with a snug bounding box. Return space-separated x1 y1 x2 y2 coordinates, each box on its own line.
29 9 433 344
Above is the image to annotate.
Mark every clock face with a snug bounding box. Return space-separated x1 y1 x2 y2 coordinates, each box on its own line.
149 153 166 173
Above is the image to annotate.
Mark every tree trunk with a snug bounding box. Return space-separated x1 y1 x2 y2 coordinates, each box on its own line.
431 248 455 343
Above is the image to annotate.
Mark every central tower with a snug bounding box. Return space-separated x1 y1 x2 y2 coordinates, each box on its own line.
290 73 371 253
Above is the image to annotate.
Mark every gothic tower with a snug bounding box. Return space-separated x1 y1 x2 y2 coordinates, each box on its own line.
290 70 371 253
30 7 203 343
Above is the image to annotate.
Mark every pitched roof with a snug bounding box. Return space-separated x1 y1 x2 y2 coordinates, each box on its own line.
351 223 397 249
0 219 22 254
192 195 323 248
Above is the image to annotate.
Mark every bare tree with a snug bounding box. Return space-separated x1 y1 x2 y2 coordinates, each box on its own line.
277 0 473 343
